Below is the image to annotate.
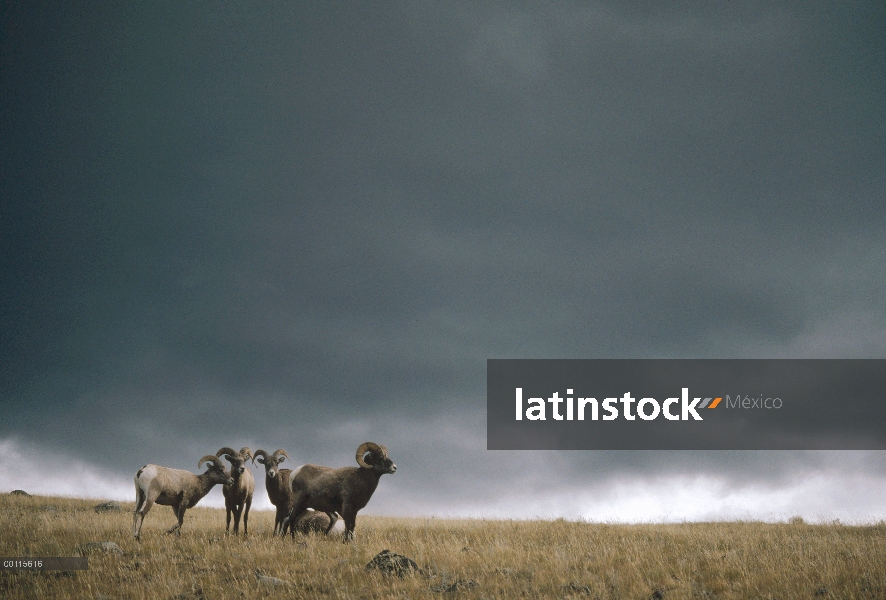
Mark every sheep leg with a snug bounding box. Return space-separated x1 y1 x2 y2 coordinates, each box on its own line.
175 504 187 536
275 505 286 535
132 478 145 539
286 497 308 540
285 509 297 539
340 505 357 543
232 501 243 534
242 496 251 536
280 506 295 537
133 495 154 541
166 503 185 535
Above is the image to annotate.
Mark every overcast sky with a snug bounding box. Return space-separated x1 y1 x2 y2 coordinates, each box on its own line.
2 1 885 523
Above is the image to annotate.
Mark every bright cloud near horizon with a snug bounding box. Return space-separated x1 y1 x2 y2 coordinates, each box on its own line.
2 2 885 524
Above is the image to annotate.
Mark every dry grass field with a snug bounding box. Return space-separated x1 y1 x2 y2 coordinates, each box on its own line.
1 492 885 599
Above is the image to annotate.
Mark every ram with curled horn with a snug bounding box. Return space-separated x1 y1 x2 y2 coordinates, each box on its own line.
282 442 396 542
253 448 339 535
216 446 255 535
133 454 233 540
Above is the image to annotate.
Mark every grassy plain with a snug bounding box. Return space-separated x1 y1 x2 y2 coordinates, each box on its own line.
1 492 885 599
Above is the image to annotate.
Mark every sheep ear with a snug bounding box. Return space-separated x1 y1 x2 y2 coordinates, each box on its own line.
277 456 285 463
255 456 266 464
362 453 375 466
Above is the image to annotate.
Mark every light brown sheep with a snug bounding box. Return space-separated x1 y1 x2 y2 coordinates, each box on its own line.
216 447 255 535
133 455 233 540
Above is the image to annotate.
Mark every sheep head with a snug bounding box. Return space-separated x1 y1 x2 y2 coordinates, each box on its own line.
253 448 289 479
199 455 235 486
356 442 397 475
216 447 249 476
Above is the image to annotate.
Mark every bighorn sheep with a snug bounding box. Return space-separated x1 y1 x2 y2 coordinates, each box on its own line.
292 509 344 535
253 448 339 536
283 442 396 542
133 455 233 540
216 447 255 535
252 448 293 535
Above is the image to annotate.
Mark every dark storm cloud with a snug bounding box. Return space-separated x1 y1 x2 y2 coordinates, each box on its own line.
2 1 885 515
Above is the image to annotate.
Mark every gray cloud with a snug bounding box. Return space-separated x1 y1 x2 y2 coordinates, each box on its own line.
2 1 885 520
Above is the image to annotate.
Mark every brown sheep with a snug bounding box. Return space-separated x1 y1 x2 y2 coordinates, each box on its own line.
216 447 255 535
253 448 338 535
283 442 396 542
133 455 233 540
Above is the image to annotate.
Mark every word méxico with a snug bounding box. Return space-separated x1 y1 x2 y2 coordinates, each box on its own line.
724 395 783 409
515 388 718 421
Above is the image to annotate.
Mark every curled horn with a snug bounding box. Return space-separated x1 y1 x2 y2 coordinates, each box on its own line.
272 449 289 462
252 449 270 465
215 447 238 461
239 447 253 461
356 442 383 468
199 455 225 470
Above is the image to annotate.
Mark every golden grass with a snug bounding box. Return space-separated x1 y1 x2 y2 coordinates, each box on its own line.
1 493 885 599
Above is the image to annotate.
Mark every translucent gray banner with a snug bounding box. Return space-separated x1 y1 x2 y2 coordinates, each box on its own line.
487 359 886 450
1 557 88 570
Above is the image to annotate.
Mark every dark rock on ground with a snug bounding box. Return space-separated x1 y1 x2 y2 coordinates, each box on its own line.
365 549 420 577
